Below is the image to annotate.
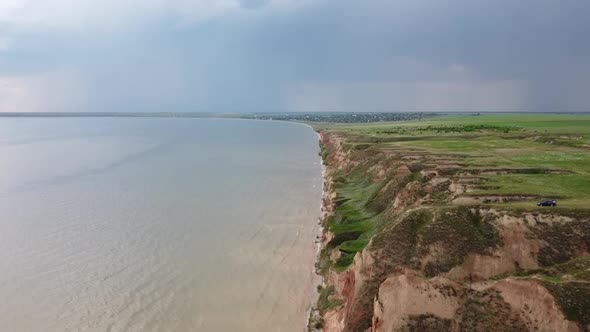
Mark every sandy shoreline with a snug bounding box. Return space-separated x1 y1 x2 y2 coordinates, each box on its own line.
307 130 334 331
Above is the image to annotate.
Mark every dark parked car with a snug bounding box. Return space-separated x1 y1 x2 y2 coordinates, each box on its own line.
537 200 557 207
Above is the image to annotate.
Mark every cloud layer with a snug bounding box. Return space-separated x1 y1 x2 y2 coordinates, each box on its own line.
1 0 589 112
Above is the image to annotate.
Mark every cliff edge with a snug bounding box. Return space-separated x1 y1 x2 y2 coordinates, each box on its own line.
309 117 590 332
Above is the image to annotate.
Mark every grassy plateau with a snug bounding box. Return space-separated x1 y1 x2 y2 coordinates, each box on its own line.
312 113 590 331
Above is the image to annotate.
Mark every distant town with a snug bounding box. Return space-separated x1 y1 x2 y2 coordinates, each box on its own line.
237 112 431 123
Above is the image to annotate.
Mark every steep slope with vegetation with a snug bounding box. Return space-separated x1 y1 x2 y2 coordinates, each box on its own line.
309 114 590 332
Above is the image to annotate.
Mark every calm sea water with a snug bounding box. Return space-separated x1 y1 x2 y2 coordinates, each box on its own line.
0 118 322 331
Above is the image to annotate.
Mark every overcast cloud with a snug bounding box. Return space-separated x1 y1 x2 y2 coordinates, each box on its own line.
0 0 589 112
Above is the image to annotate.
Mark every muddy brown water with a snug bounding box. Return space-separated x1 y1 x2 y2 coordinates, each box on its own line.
0 118 322 331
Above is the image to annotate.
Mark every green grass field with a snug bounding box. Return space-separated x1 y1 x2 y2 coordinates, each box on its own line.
317 113 590 271
326 114 590 135
320 114 590 209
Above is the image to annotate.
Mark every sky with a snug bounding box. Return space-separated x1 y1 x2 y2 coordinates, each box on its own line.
0 0 589 113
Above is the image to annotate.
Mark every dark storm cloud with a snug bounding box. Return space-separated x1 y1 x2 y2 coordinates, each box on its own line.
0 0 589 112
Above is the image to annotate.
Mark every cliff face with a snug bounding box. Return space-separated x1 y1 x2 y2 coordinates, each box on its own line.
315 131 590 332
